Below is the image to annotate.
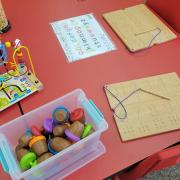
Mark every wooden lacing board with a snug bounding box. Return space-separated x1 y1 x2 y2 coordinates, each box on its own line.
103 4 177 52
104 73 180 141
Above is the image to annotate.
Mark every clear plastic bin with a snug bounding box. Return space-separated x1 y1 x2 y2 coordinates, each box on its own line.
0 89 108 180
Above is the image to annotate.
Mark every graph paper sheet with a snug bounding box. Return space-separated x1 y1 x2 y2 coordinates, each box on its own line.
104 72 180 141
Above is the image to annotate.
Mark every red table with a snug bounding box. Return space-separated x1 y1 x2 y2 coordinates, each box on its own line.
1 0 180 179
147 0 180 33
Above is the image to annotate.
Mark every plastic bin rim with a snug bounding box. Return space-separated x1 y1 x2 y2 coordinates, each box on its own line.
0 89 86 130
13 130 104 178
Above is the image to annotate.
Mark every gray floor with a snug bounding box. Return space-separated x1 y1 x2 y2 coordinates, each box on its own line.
107 164 180 180
142 163 180 180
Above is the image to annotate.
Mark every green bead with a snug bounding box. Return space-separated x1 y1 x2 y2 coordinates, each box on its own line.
20 152 37 170
30 160 37 167
81 124 93 139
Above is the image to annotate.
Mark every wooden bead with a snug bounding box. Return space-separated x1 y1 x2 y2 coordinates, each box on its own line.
31 140 48 156
16 148 29 161
37 153 53 164
52 107 70 124
51 137 71 152
15 144 24 152
53 125 66 137
18 133 32 147
29 136 48 156
69 121 84 137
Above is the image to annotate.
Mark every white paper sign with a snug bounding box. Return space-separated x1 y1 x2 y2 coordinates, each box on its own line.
51 13 116 63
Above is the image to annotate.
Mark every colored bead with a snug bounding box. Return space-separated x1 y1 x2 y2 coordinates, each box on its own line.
48 141 58 155
31 125 42 136
43 118 53 133
5 41 11 48
70 108 85 123
65 129 80 142
52 106 70 124
19 152 37 170
17 51 23 57
81 124 93 138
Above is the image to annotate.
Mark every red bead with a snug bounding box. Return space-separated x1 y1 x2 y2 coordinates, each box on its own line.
70 108 85 123
31 125 42 136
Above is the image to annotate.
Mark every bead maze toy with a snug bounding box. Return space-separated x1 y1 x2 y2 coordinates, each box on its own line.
0 38 43 111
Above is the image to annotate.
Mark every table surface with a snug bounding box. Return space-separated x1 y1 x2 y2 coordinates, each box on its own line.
1 0 180 179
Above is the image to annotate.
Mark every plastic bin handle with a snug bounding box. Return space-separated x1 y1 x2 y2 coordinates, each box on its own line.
0 134 20 174
81 99 105 125
89 100 104 119
0 148 9 173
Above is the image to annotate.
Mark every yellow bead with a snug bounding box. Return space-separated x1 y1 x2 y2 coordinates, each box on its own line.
5 41 11 48
17 52 23 57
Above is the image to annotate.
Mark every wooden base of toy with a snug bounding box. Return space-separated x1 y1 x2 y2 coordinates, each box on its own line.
0 64 43 111
17 63 43 90
26 71 43 90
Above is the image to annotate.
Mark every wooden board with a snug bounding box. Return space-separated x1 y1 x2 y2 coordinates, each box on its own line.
104 73 180 141
103 4 177 52
0 65 43 112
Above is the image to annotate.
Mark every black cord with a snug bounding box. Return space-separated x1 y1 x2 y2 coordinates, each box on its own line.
104 85 127 119
17 101 24 115
135 27 162 48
